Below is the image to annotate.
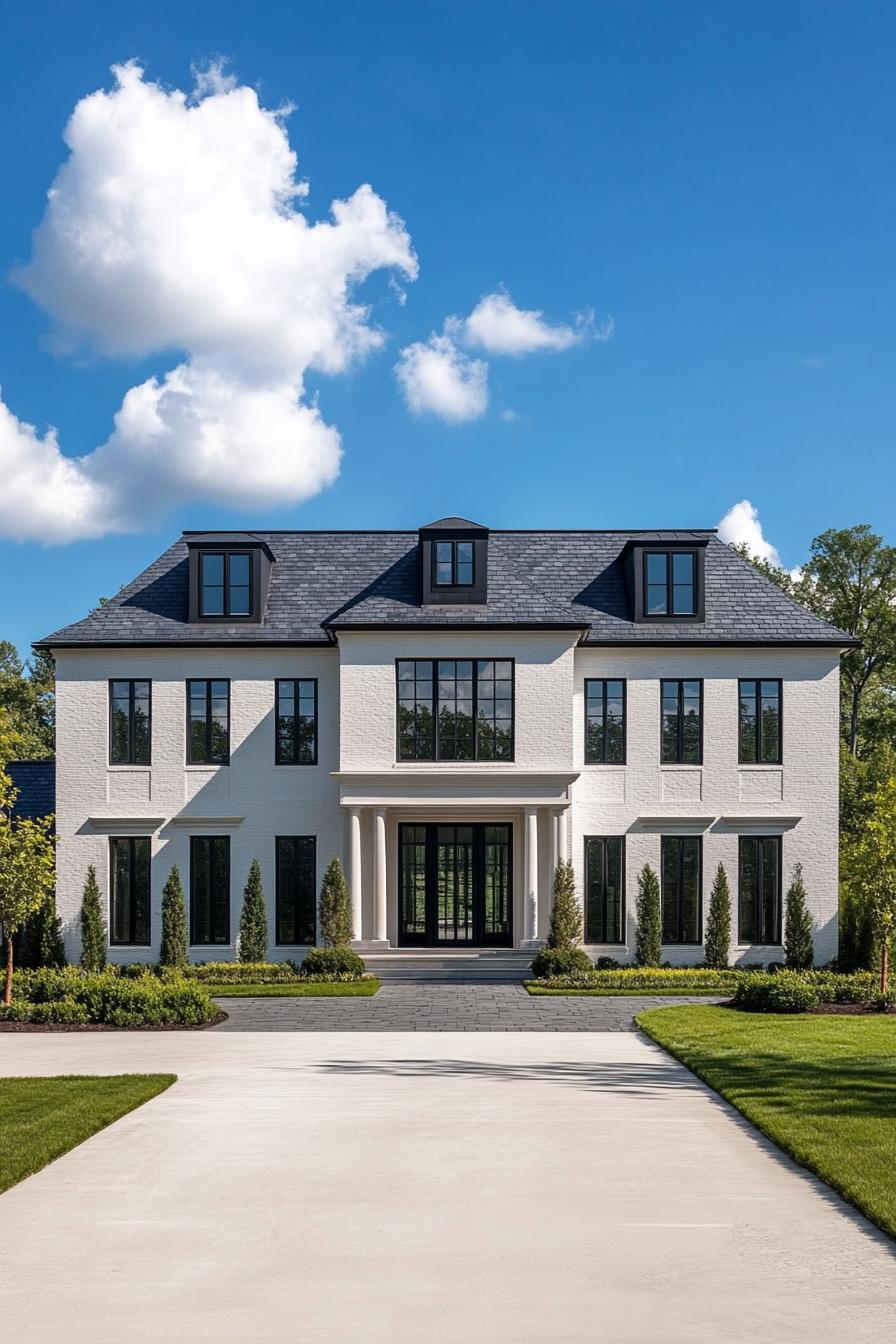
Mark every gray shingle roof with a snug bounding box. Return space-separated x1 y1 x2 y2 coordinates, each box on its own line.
35 529 855 647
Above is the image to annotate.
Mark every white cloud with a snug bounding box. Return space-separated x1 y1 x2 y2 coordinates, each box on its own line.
717 499 782 566
2 61 416 542
460 290 605 356
394 333 488 423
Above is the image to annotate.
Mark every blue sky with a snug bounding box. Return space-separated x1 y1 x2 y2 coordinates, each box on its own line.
1 0 894 655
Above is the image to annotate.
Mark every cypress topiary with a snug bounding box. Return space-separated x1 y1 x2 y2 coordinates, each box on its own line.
19 891 67 969
79 864 107 971
546 861 582 950
239 859 268 963
160 864 188 969
784 863 814 970
704 863 732 969
319 857 352 946
635 863 662 967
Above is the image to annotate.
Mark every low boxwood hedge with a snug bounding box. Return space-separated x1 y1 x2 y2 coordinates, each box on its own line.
299 946 367 980
529 966 745 991
2 968 215 1027
530 948 594 979
174 961 301 985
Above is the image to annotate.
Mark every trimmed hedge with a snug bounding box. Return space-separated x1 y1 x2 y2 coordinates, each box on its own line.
530 948 593 979
2 968 215 1026
733 975 820 1014
175 961 301 985
300 946 367 980
530 966 745 991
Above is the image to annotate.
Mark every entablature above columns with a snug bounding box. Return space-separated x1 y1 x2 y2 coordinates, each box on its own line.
333 768 578 809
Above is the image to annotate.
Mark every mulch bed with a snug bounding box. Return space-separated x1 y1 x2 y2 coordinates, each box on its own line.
0 1009 228 1033
812 1002 896 1016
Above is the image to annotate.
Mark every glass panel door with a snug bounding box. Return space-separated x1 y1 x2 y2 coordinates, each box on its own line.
437 826 474 943
398 823 513 946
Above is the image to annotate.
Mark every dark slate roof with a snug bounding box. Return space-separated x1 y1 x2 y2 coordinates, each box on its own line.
7 761 56 823
35 529 855 647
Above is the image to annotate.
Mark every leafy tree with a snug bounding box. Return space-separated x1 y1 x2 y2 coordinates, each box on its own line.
783 863 814 970
704 863 732 968
0 642 54 761
849 776 896 993
635 864 662 967
238 859 268 962
319 857 351 946
160 865 188 968
546 861 582 950
79 865 107 972
0 768 56 1003
729 542 797 596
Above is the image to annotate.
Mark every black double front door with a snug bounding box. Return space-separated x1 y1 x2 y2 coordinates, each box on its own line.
398 822 513 946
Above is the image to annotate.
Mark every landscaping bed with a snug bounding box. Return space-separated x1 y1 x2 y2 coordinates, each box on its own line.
0 968 219 1028
637 1005 896 1239
525 967 746 995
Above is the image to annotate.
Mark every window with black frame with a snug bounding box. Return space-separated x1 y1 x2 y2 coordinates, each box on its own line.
109 836 151 945
199 551 252 617
661 679 702 764
661 835 702 944
738 835 782 944
434 539 474 586
397 659 513 761
275 680 317 764
644 551 696 616
739 679 782 764
109 680 151 765
584 836 625 943
187 679 230 764
276 836 316 944
190 835 230 945
584 679 625 763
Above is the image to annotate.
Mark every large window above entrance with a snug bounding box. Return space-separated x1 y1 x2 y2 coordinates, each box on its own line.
396 659 514 761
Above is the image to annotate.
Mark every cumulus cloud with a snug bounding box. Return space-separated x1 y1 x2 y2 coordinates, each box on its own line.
717 499 783 566
2 61 417 542
394 334 488 422
460 291 603 356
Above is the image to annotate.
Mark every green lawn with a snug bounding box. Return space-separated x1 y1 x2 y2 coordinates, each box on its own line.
638 1006 896 1238
0 1074 175 1194
526 985 726 996
210 979 380 997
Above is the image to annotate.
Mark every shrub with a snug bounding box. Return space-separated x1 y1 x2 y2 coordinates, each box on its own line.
734 974 819 1014
784 863 814 970
319 857 352 947
0 967 215 1026
635 864 661 967
531 966 742 990
18 892 67 969
704 863 732 969
546 861 582 950
595 956 621 970
300 946 366 980
239 859 268 963
160 865 188 969
178 961 300 984
530 947 593 979
79 865 106 972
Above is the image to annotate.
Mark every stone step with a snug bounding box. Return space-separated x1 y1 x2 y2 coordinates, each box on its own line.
361 950 534 983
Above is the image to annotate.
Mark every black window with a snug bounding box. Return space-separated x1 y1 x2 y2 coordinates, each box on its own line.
661 836 702 944
190 836 230 945
109 680 151 765
739 836 782 944
397 659 514 762
200 551 252 617
275 680 317 764
661 679 703 764
739 679 782 764
276 836 316 945
187 680 230 764
585 679 626 763
434 539 474 586
109 837 151 945
644 551 696 616
584 837 625 943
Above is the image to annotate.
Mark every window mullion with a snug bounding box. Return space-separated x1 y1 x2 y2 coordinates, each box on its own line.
472 661 479 762
206 681 212 761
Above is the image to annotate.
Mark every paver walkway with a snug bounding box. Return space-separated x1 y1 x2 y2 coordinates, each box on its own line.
213 983 721 1030
0 1029 893 1343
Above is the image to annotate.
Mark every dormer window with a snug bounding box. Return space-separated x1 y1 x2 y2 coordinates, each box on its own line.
200 552 251 617
186 533 275 624
625 538 707 623
645 551 696 616
434 540 474 587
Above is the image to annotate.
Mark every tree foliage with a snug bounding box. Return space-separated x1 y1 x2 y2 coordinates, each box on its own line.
18 889 66 969
704 863 732 969
238 858 268 962
79 865 107 972
319 857 351 946
783 863 814 970
546 860 582 950
849 776 896 992
0 642 55 764
0 768 56 1002
160 865 188 968
635 864 662 967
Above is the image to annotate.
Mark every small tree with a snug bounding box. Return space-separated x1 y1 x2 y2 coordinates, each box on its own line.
850 777 896 993
635 863 662 967
546 861 582 949
0 770 56 1003
319 857 352 946
160 865 188 969
79 865 107 972
19 891 67 969
239 859 268 962
784 863 814 970
704 863 732 969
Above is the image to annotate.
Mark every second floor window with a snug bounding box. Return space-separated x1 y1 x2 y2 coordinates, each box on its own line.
109 679 151 765
739 679 782 763
434 540 474 586
187 679 230 764
645 551 696 616
584 679 626 763
661 679 703 764
275 680 317 764
397 658 513 761
200 551 251 617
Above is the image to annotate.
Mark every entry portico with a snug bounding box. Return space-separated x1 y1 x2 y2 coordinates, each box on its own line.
337 770 577 949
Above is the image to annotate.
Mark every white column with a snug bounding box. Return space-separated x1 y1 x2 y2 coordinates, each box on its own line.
524 805 539 944
546 808 559 928
558 806 569 864
373 807 388 944
348 807 363 943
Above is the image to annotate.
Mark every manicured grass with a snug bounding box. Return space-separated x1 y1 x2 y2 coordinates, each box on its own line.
210 979 380 997
638 1005 896 1238
526 984 726 996
0 1074 175 1194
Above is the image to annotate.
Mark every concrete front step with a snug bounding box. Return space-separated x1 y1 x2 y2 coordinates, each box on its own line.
362 950 535 983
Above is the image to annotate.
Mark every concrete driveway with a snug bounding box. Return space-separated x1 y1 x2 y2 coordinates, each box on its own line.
0 1029 893 1343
